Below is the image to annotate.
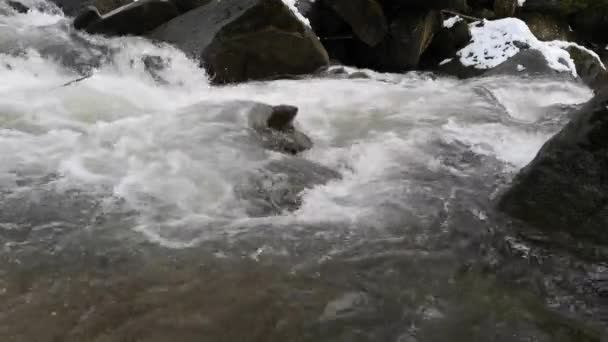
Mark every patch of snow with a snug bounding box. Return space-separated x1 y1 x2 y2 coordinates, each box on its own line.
282 0 311 27
439 58 453 66
517 64 525 71
517 0 526 6
457 18 578 77
443 16 463 29
547 40 606 70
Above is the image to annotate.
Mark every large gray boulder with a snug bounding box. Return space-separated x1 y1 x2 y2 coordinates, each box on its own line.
499 87 608 244
149 0 329 83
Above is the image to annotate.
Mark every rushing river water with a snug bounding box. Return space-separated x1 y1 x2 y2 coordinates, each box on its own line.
1 2 607 341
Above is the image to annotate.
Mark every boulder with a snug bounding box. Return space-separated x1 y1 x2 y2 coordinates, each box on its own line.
493 0 517 18
565 45 608 91
519 0 573 16
170 0 211 12
379 0 467 15
499 87 608 244
7 0 28 13
348 10 442 71
85 0 180 36
94 0 132 13
518 13 573 41
248 104 313 155
570 7 608 45
483 49 572 78
73 6 101 30
420 16 471 68
149 0 329 83
49 0 127 16
321 0 388 46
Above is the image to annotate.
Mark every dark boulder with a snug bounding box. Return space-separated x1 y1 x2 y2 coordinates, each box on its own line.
499 87 608 244
435 57 485 79
520 0 573 16
565 45 608 91
379 0 467 14
170 0 211 12
73 6 101 30
85 0 180 36
94 0 132 13
347 10 442 71
149 0 329 83
248 103 313 155
321 0 388 47
420 16 471 69
518 12 573 42
47 0 93 16
570 7 608 45
7 0 28 13
493 0 517 18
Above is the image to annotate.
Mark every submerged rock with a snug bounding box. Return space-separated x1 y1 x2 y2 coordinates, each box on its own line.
84 0 180 36
499 87 608 244
149 0 329 83
236 157 341 216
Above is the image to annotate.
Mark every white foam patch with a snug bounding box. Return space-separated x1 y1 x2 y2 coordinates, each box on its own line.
458 18 577 76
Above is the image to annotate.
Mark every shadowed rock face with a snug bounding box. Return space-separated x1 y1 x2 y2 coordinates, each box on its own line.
149 0 329 84
499 87 608 244
85 0 180 36
321 0 388 47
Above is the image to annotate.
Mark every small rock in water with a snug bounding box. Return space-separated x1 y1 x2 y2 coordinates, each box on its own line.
248 103 313 155
320 292 370 322
267 105 298 131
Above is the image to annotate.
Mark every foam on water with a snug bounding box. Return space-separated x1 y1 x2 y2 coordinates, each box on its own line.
0 5 595 247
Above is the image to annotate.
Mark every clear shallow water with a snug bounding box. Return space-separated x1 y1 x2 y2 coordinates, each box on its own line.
0 3 606 342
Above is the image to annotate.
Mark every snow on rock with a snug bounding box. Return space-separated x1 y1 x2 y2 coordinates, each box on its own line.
548 40 606 70
282 0 310 27
457 18 578 76
517 0 526 6
440 58 453 65
443 16 463 29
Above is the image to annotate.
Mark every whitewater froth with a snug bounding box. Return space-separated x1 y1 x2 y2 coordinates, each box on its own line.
0 4 595 247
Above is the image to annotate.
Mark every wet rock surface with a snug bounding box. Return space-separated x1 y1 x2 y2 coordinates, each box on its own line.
499 87 608 244
149 0 329 83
